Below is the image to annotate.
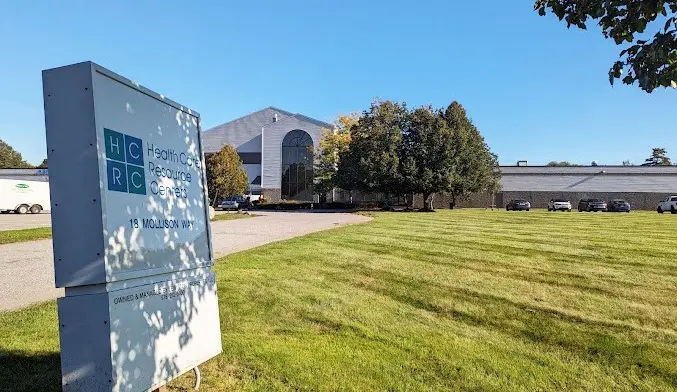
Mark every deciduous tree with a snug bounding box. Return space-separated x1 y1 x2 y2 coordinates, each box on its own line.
205 145 248 205
547 161 579 167
443 102 501 209
399 106 455 210
0 139 32 169
313 115 356 201
336 100 406 195
535 0 677 92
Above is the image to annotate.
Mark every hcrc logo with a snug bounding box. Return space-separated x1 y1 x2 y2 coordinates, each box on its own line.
104 128 147 195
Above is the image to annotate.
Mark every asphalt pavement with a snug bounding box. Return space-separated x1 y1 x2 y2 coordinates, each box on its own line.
0 211 371 311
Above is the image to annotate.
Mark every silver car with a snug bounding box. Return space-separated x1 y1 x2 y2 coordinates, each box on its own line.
219 196 244 210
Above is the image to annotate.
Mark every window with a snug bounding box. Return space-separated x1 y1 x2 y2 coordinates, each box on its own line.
281 130 313 200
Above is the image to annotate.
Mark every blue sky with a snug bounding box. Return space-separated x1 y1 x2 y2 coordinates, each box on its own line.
1 1 674 166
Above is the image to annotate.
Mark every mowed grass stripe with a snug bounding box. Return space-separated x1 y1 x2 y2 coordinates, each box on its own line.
2 210 677 391
318 227 677 336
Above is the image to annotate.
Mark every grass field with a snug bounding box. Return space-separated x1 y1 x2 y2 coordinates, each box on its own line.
0 227 52 245
211 212 257 221
1 210 677 391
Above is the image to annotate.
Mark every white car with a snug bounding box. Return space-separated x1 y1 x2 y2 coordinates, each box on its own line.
548 198 572 212
657 195 677 214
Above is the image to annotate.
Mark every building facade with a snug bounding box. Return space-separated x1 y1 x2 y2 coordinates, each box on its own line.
202 108 677 209
408 165 677 210
494 165 677 210
202 107 332 201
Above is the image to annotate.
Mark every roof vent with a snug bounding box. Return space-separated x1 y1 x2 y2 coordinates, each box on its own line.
273 113 278 123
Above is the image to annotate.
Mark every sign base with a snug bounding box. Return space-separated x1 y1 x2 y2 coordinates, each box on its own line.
58 271 221 392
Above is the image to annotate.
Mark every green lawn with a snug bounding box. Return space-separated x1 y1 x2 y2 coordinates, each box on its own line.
2 210 677 391
211 212 258 221
0 227 52 245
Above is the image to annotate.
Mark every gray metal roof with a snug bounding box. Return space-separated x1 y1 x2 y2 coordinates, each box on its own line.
202 107 333 154
500 166 677 193
0 168 49 182
500 165 677 175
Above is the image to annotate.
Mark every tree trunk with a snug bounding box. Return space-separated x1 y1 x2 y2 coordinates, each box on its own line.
422 192 434 210
450 193 456 209
212 190 219 208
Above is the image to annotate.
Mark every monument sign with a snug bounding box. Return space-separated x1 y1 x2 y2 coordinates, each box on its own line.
43 62 221 392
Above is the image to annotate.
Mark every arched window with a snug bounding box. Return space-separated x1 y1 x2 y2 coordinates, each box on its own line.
281 130 313 200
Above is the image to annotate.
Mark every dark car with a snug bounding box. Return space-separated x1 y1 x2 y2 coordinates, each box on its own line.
607 199 631 213
506 199 531 211
578 198 608 212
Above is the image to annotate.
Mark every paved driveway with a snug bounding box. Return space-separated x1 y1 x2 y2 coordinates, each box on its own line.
0 211 371 311
0 212 51 230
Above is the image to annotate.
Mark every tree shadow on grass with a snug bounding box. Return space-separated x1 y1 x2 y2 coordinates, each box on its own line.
0 349 60 392
322 264 677 388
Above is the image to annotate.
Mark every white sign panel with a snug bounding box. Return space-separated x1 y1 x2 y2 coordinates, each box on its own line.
91 71 211 282
43 61 221 392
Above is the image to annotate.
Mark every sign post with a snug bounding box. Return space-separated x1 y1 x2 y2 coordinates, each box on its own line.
43 62 222 392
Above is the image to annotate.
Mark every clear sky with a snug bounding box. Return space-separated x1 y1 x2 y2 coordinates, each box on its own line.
1 1 674 166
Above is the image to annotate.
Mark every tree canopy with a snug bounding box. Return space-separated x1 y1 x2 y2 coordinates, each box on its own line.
547 161 579 167
400 106 456 210
535 0 677 92
642 147 672 166
0 139 32 169
325 100 499 209
443 102 500 208
336 100 406 195
313 115 355 200
205 145 249 205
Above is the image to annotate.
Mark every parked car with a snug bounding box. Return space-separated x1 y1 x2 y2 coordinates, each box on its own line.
607 199 631 213
548 198 572 212
218 196 245 211
657 195 677 214
506 200 531 211
577 198 607 212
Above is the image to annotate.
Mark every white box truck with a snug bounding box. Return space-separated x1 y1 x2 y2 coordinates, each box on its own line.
0 179 50 214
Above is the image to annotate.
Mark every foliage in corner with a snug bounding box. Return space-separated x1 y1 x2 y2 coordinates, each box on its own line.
535 0 677 92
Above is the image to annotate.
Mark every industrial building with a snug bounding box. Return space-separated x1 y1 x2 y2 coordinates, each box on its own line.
202 107 332 201
493 165 677 210
201 107 677 209
0 168 49 181
444 165 677 211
